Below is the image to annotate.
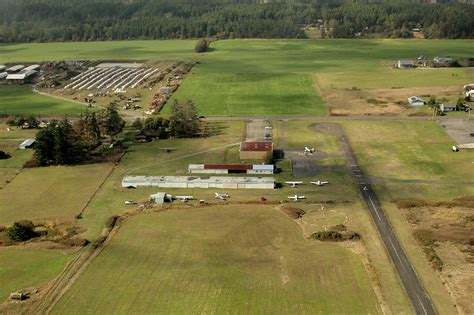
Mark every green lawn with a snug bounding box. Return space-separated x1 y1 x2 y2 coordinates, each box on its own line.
0 86 84 116
53 205 381 314
0 248 71 302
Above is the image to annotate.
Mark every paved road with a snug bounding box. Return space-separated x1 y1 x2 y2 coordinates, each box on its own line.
333 125 437 315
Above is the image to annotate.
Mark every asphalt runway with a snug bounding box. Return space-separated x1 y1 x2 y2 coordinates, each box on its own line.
334 125 437 315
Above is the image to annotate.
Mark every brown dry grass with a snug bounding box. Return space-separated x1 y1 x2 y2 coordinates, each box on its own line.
322 86 460 116
395 198 474 313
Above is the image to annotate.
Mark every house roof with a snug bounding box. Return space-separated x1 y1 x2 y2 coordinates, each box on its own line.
398 60 414 65
240 142 273 152
441 102 456 108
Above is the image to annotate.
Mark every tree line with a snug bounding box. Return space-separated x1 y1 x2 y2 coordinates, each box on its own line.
0 0 472 42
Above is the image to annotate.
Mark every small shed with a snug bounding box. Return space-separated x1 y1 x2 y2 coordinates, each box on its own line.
397 60 415 68
408 96 425 106
19 139 35 149
149 192 172 204
440 103 457 112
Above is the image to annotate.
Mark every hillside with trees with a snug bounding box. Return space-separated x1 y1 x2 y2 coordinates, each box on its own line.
0 0 472 42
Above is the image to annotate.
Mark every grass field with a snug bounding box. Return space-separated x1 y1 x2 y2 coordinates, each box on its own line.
2 39 472 116
0 123 37 187
0 86 84 116
342 120 474 181
165 73 326 116
0 163 113 225
54 205 381 314
0 248 71 302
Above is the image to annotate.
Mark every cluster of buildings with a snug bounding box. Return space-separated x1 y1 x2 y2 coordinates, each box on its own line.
397 56 458 69
0 64 40 83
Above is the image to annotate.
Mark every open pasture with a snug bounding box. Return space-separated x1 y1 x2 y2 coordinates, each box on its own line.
0 86 83 116
2 39 472 116
0 248 71 302
0 163 113 225
53 205 381 314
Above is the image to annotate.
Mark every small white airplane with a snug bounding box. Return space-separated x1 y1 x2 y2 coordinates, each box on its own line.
288 195 306 201
304 147 315 154
176 196 194 202
310 180 329 186
285 181 303 188
214 192 229 200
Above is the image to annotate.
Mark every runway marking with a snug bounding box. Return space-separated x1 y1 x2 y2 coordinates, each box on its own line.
368 195 382 221
417 294 428 315
388 236 407 272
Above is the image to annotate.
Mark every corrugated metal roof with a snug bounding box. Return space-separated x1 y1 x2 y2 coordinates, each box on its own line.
6 70 37 80
252 164 274 170
123 175 275 186
204 164 253 170
240 142 273 152
6 65 25 72
24 64 41 71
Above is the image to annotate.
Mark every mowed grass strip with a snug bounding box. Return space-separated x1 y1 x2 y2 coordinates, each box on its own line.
0 163 113 225
0 86 83 116
0 248 71 302
167 72 327 116
342 120 474 180
54 206 381 314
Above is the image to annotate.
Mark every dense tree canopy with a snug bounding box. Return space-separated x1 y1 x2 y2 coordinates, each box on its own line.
0 0 472 42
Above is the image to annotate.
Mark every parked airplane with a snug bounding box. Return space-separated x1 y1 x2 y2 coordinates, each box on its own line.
176 196 194 202
285 181 303 188
214 192 229 200
288 195 306 201
304 147 315 154
310 180 329 186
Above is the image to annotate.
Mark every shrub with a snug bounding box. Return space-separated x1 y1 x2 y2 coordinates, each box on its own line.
195 39 208 53
6 220 36 242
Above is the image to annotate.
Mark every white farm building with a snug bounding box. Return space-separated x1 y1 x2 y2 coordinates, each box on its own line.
122 176 275 189
188 164 274 174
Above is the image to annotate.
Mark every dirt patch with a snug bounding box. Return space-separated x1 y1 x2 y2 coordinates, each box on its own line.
281 207 305 219
322 86 460 116
395 197 474 313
